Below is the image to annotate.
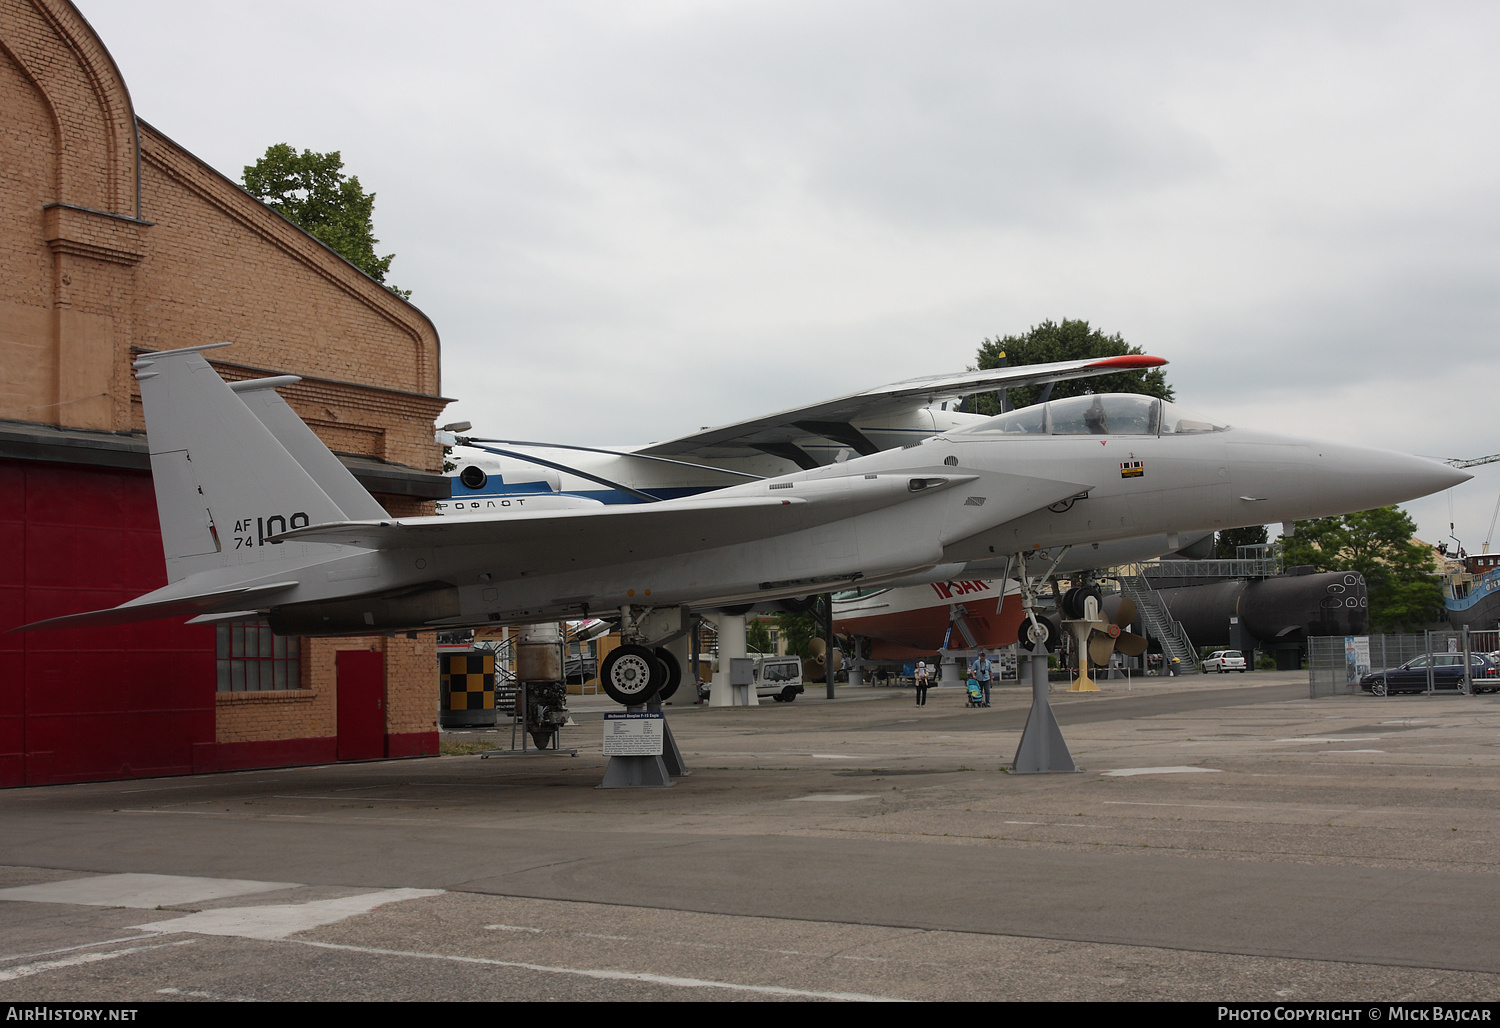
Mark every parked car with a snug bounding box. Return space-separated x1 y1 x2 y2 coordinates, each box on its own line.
692 654 805 702
1202 650 1247 673
755 655 805 702
1360 653 1500 695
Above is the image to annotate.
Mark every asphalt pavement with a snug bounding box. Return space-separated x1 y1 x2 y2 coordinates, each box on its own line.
4 670 1500 1002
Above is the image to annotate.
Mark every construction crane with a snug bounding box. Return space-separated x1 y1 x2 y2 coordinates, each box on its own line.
1443 453 1500 552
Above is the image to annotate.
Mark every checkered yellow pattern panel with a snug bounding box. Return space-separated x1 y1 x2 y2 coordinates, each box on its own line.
441 653 495 711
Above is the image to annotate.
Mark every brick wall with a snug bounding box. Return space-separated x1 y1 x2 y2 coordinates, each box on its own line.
1 0 448 776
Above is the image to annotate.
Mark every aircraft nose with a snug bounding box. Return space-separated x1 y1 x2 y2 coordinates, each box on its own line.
1229 434 1471 524
1301 443 1470 517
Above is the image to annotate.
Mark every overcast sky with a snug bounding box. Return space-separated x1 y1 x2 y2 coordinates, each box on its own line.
76 1 1500 548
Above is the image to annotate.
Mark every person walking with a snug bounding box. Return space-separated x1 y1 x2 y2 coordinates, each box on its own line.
914 660 930 706
971 651 993 706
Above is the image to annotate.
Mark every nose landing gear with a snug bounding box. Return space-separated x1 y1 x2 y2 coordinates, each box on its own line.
1008 549 1079 774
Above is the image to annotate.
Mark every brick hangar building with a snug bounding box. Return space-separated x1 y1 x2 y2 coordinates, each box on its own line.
0 0 453 786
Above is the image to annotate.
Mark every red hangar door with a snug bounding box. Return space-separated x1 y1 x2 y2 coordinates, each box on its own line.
336 651 386 760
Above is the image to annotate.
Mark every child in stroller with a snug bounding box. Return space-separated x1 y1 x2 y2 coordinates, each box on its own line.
965 677 984 707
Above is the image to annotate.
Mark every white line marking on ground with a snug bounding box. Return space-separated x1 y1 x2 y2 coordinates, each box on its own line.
0 940 195 983
271 795 410 802
545 926 911 965
1323 749 1386 754
1310 762 1483 769
0 934 166 965
1104 801 1248 809
1102 801 1353 812
787 794 878 802
1274 737 1383 743
486 924 543 933
291 939 902 1001
128 888 443 940
157 986 255 1002
1100 766 1223 777
0 873 299 909
810 754 854 759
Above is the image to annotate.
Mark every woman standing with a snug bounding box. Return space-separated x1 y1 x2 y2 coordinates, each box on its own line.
914 660 930 706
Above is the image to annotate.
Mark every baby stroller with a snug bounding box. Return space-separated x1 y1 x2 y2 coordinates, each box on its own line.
965 678 984 707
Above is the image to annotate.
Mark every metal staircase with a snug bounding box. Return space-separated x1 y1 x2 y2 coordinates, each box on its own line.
1118 573 1199 674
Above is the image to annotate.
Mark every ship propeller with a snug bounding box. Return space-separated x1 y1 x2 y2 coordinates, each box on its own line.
1087 596 1149 667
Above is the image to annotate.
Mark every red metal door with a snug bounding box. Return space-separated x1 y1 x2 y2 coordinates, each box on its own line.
336 650 385 760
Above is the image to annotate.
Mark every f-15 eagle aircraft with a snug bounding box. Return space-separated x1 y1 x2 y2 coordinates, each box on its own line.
439 353 1218 592
20 343 1470 708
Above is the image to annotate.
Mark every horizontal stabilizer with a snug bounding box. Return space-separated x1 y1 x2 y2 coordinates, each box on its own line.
15 581 299 632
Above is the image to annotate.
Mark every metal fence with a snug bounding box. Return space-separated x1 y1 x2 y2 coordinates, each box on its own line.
1307 629 1500 698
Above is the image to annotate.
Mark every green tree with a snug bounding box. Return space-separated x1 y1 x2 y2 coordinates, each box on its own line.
242 144 410 298
1216 525 1269 559
746 618 774 654
960 319 1173 415
1281 507 1444 631
776 609 822 658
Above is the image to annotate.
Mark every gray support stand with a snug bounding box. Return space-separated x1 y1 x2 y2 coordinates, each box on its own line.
598 703 676 789
649 696 689 778
1010 652 1078 774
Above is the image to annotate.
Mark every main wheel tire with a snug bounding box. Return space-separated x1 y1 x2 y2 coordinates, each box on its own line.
781 686 798 703
653 647 682 701
600 644 664 705
1372 679 1387 697
1060 587 1082 621
1061 585 1102 621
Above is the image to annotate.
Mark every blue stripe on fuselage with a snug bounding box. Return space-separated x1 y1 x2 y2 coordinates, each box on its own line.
444 485 719 505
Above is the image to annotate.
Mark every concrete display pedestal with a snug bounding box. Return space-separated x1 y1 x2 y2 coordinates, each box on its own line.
598 751 674 788
1010 651 1078 774
598 698 687 788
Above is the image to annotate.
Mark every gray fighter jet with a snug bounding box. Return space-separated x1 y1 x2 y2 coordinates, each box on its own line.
21 343 1469 705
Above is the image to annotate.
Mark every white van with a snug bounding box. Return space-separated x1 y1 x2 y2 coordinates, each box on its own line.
755 655 805 702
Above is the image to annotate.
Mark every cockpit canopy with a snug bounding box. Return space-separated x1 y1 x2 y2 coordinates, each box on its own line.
961 394 1228 437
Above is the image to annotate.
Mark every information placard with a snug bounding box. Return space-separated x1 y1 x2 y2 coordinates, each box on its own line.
603 712 664 756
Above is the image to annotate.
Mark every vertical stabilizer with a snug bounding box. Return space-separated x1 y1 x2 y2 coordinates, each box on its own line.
230 376 389 521
134 345 350 582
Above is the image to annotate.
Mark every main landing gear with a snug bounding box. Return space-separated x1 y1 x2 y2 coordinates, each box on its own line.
598 644 682 706
597 608 685 706
598 606 690 789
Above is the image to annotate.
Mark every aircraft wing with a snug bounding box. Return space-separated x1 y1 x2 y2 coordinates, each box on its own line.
636 354 1165 459
282 472 995 576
